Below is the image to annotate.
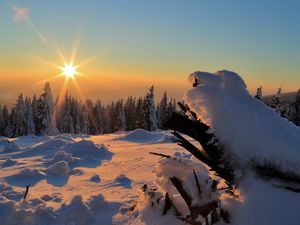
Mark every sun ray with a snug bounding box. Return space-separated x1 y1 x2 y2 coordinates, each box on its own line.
70 38 81 64
35 74 64 85
53 42 67 65
57 76 70 104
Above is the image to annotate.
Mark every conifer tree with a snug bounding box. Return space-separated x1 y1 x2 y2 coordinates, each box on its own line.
142 86 157 131
41 83 59 135
25 97 35 134
255 86 263 100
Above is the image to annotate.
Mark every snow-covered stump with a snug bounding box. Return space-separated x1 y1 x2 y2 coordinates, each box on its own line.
123 156 229 225
166 70 300 192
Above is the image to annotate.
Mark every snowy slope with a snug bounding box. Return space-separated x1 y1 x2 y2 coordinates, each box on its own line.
0 131 182 225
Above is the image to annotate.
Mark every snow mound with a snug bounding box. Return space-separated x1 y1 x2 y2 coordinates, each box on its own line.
5 168 45 187
118 129 174 143
63 140 113 159
3 141 20 153
0 192 108 225
14 168 44 178
46 161 70 176
185 70 300 172
15 139 69 158
48 150 77 165
57 195 93 225
52 134 76 142
33 139 68 152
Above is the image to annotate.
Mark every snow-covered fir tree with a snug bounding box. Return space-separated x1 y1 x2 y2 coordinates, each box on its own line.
81 107 89 135
142 86 157 131
60 92 74 133
41 83 59 135
95 100 104 134
0 82 182 137
0 106 5 136
13 94 26 137
157 91 168 129
135 97 144 129
254 86 263 100
271 87 282 113
25 97 35 134
124 96 136 131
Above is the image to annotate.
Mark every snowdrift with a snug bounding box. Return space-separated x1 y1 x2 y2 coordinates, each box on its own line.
63 140 112 159
185 70 300 172
117 129 175 143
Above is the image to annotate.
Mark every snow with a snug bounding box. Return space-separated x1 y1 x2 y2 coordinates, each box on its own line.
117 129 175 144
0 132 182 225
63 140 112 159
185 70 300 173
46 160 70 176
3 141 20 153
1 71 300 225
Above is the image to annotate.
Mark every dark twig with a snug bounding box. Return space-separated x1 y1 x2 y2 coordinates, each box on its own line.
193 169 201 196
149 152 171 158
23 184 30 201
162 193 172 216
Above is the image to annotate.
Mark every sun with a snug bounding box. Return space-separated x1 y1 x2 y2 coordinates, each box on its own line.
61 63 77 78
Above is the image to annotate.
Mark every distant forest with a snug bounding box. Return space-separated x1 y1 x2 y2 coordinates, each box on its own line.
0 83 176 137
1 84 300 138
255 86 300 126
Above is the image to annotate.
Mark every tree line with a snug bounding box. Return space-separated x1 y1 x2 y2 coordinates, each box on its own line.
255 86 300 126
0 83 176 137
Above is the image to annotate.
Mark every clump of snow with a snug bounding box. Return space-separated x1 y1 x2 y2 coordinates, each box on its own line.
57 195 93 225
0 191 108 225
63 140 113 159
48 150 77 165
46 161 70 176
185 70 300 173
173 152 192 159
3 141 20 153
118 129 174 143
118 157 220 224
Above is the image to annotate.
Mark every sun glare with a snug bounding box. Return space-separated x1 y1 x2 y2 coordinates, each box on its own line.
62 63 77 78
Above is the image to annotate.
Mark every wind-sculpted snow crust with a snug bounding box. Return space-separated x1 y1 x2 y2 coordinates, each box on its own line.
185 70 300 172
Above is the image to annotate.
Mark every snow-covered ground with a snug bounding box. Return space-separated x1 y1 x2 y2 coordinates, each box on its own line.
0 130 182 225
1 71 300 225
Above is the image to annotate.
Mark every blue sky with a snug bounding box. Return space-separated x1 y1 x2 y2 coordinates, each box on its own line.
0 0 299 103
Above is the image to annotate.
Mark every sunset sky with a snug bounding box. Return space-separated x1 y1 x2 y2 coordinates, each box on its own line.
0 0 299 105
